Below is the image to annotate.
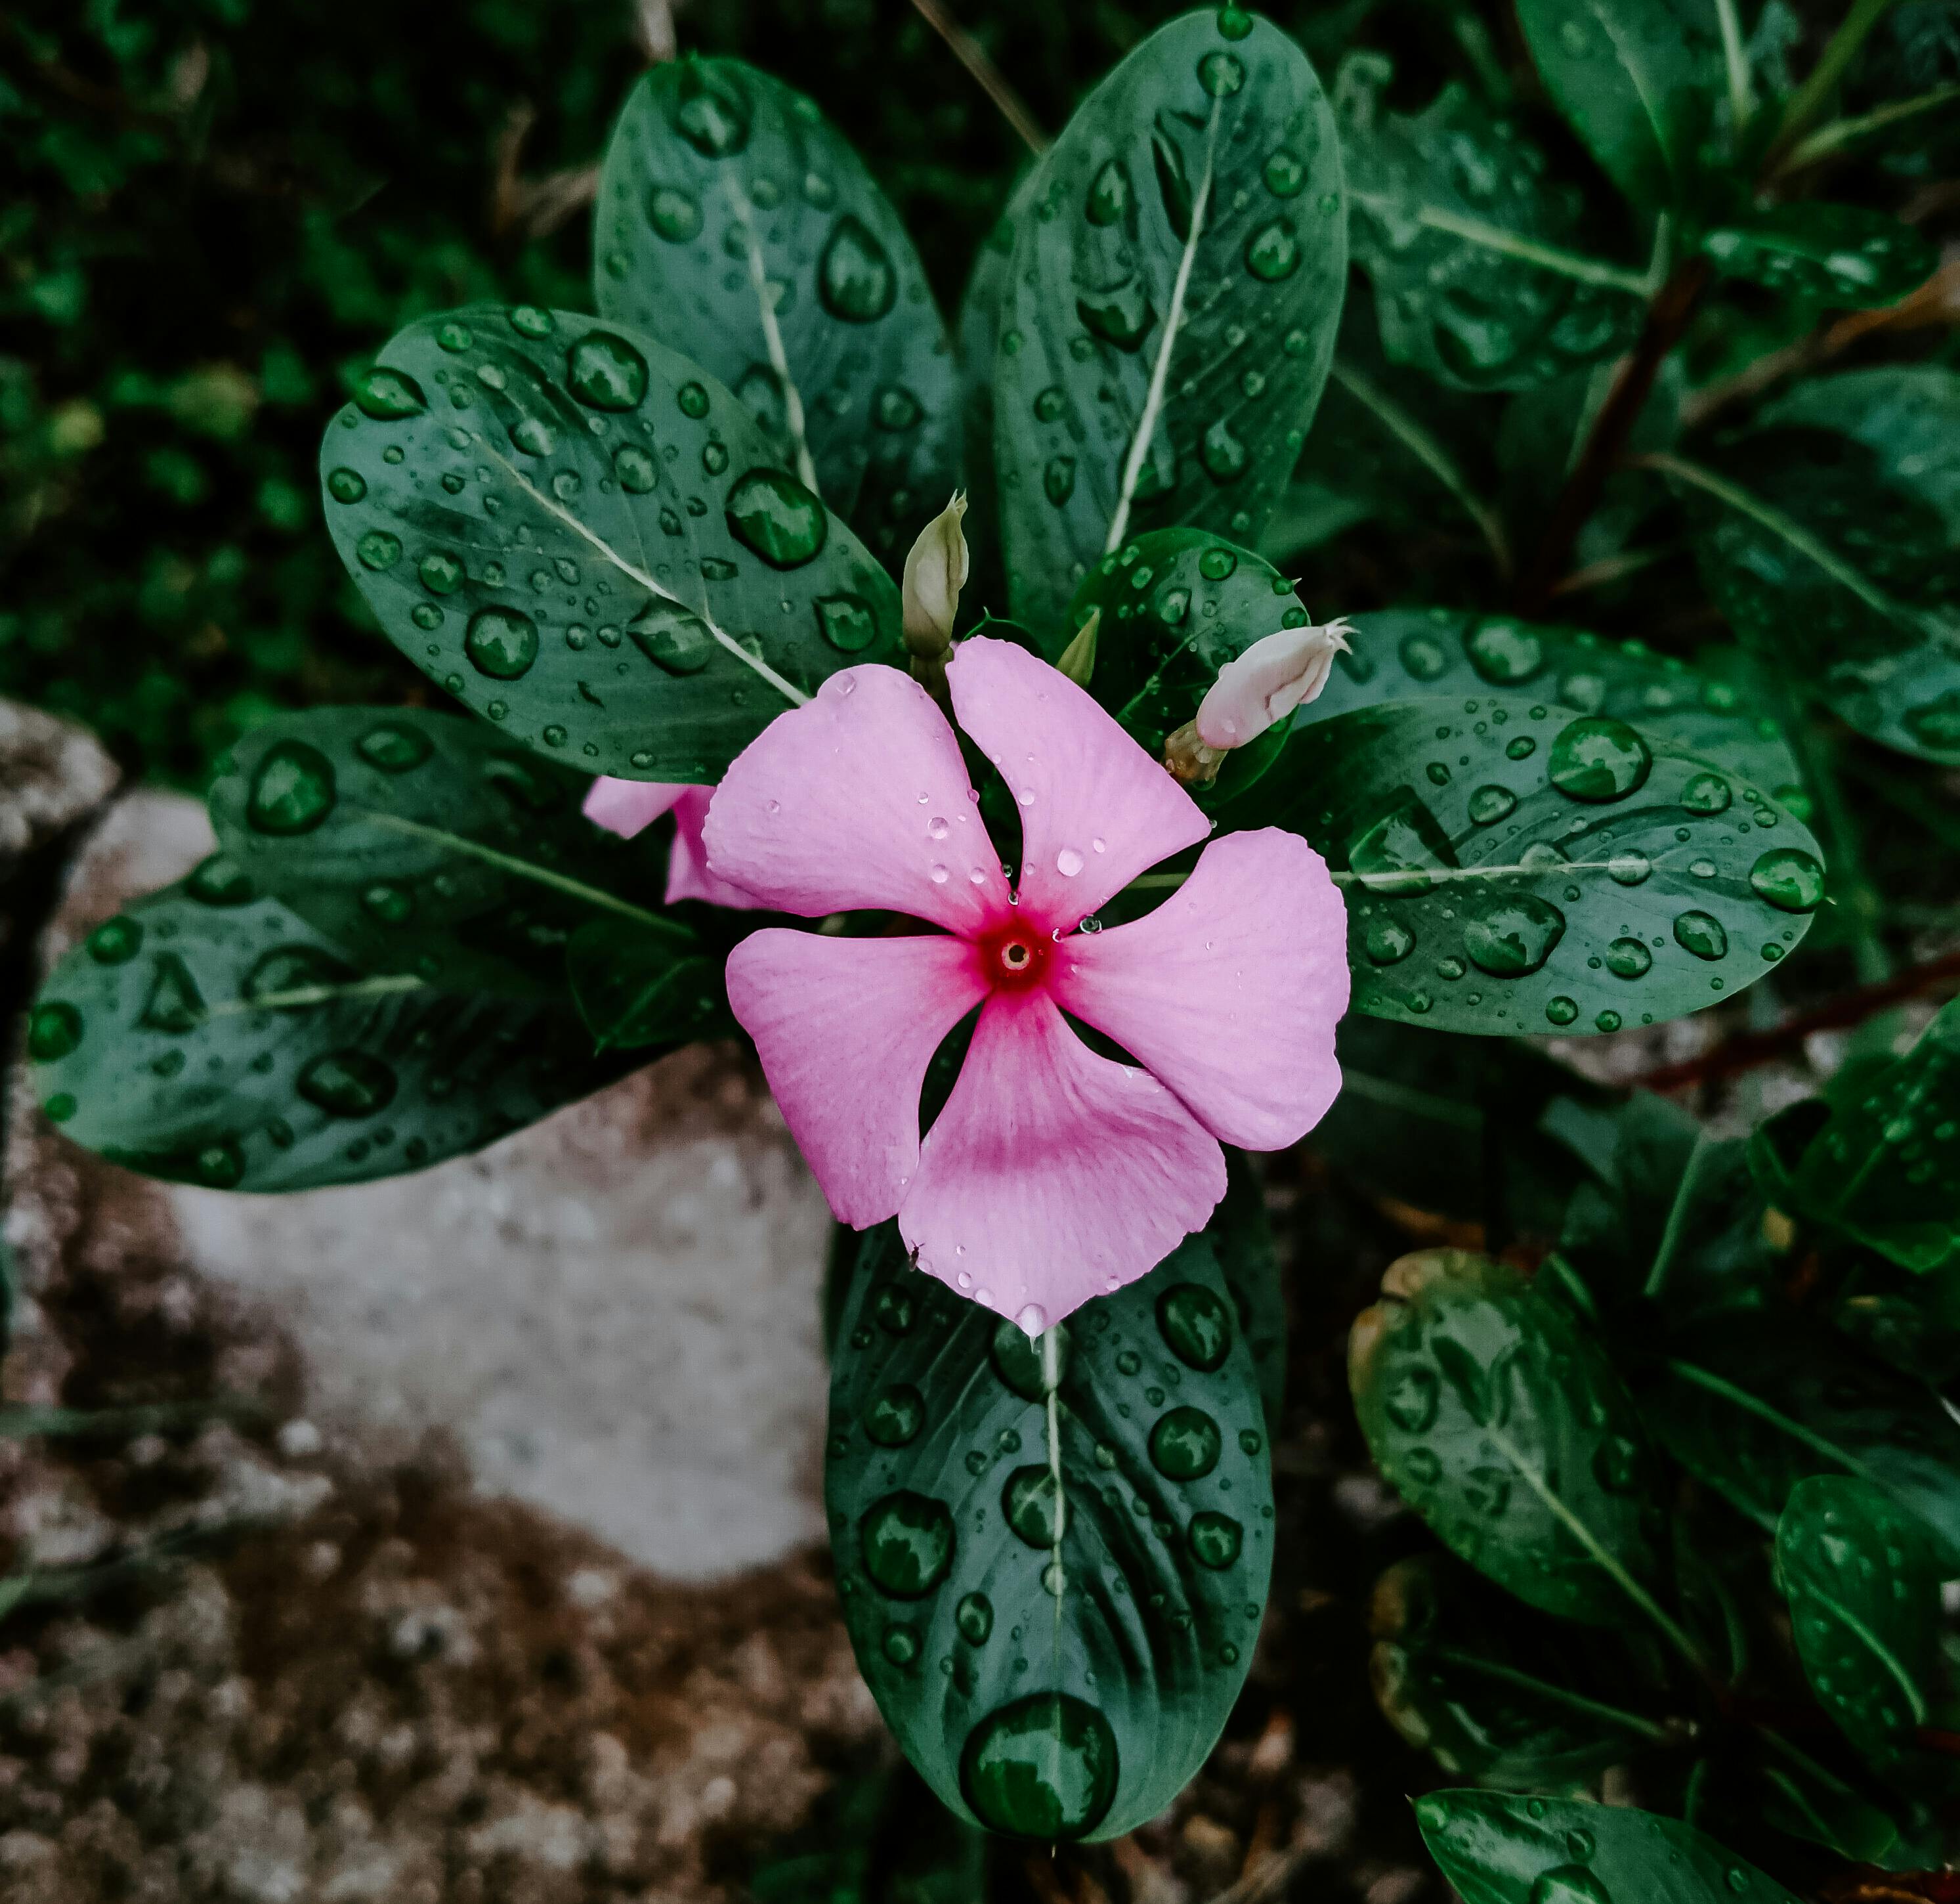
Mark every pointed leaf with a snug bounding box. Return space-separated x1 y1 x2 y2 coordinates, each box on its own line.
593 56 959 567
566 917 727 1050
321 304 902 781
1701 204 1938 307
992 11 1344 634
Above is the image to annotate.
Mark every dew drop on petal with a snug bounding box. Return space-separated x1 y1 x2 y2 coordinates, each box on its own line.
930 864 950 884
1092 837 1107 854
929 816 950 840
1017 1304 1047 1335
1056 848 1084 877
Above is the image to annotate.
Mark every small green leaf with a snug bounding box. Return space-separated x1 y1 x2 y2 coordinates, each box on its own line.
1514 0 1724 213
209 707 689 999
1416 1790 1802 1904
993 10 1345 635
321 304 902 781
1777 1475 1940 1762
1340 79 1644 390
1644 1316 1960 1569
567 917 725 1050
30 886 633 1193
1701 203 1938 307
1349 1250 1673 1631
1304 607 1804 802
826 1216 1273 1842
1215 696 1822 1035
593 56 959 567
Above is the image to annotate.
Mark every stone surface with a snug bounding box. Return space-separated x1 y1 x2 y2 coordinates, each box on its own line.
24 789 835 1581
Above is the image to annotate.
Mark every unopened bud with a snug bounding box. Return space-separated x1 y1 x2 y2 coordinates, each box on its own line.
1057 609 1099 687
903 492 969 662
1195 618 1353 751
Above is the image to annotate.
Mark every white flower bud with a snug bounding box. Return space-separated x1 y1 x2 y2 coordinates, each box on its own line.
902 492 969 661
1194 618 1354 751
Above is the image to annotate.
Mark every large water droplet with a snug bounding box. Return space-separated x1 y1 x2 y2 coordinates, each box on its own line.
86 917 144 965
671 61 752 157
1528 1867 1612 1904
566 332 649 410
1749 847 1824 912
815 593 878 653
960 1693 1118 1840
864 1383 926 1447
1464 618 1544 685
1002 1466 1065 1548
956 1591 994 1645
1245 219 1300 281
1076 280 1157 353
647 184 702 242
1365 915 1416 964
1188 1509 1243 1569
1384 1365 1439 1433
326 468 366 504
356 530 402 572
1149 1406 1222 1479
1468 785 1516 826
139 955 205 1034
508 416 556 458
357 722 433 773
187 854 253 905
1198 50 1246 95
1673 910 1729 959
860 1491 955 1597
297 1049 398 1117
629 603 717 675
992 1319 1069 1399
614 443 658 494
465 606 540 680
1605 937 1651 978
1549 716 1651 802
1682 771 1732 815
726 467 828 567
247 741 337 835
819 215 896 322
1202 418 1248 483
1157 1282 1232 1370
28 1001 82 1062
353 367 426 420
1086 158 1132 227
1464 894 1566 976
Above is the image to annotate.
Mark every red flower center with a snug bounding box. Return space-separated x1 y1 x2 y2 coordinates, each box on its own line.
979 922 1052 991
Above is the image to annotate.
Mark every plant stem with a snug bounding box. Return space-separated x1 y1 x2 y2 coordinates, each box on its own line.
1642 1130 1722 1301
1779 81 1960 170
1517 259 1709 615
1766 0 1906 171
1346 195 1648 293
1713 0 1755 133
908 0 1048 156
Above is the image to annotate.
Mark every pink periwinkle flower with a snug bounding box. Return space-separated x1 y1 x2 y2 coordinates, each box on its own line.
702 637 1349 1330
583 777 761 910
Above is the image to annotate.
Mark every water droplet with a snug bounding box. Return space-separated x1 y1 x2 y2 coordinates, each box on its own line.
1545 996 1578 1026
1682 771 1732 815
464 606 540 680
1053 847 1087 882
1076 280 1156 352
1188 1510 1243 1569
512 416 560 458
326 468 366 504
566 332 649 410
860 1491 954 1596
352 367 425 420
726 467 828 567
1749 847 1824 912
1549 716 1651 802
1605 937 1651 979
247 741 337 835
1904 690 1960 750
612 443 658 494
1217 5 1254 40
1673 911 1728 960
86 917 143 965
1157 1282 1231 1370
864 1383 926 1446
361 880 412 924
188 854 253 905
1595 1009 1622 1032
819 215 896 322
1365 916 1416 964
1384 1365 1439 1433
358 722 433 773
991 1318 1068 1398
28 1001 82 1062
814 592 878 654
1086 158 1132 227
1042 455 1076 506
1149 1406 1222 1480
1002 1467 1065 1548
1263 148 1305 197
647 184 702 242
1245 218 1300 280
677 381 711 420
957 1591 994 1645
1464 618 1543 684
356 530 402 572
297 1049 398 1117
882 1623 918 1666
1608 852 1650 886
960 1693 1118 1840
437 322 473 353
874 386 922 431
1464 894 1566 976
1527 1867 1611 1904
1506 735 1537 760
671 60 752 157
1198 547 1238 582
1467 785 1516 826
1198 50 1246 96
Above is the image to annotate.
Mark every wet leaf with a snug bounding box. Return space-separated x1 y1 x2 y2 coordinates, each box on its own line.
826 1209 1273 1842
320 303 901 782
1701 204 1938 308
594 57 958 569
992 11 1345 636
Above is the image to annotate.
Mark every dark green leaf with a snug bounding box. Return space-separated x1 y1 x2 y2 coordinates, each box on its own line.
1216 1150 1285 1433
593 56 959 567
1348 1249 1672 1629
826 1219 1273 1842
1304 607 1804 802
1701 204 1938 307
1216 696 1823 1035
1514 0 1723 213
1416 1790 1802 1904
1777 1475 1942 1762
1340 77 1644 391
29 886 633 1193
1644 1316 1960 1568
567 917 727 1050
208 706 689 999
992 11 1344 635
1369 1552 1675 1783
321 303 902 781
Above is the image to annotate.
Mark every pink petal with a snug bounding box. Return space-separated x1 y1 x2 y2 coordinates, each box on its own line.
726 928 989 1228
945 636 1209 932
899 988 1226 1328
663 786 764 910
703 668 1010 935
1048 829 1348 1152
584 776 690 840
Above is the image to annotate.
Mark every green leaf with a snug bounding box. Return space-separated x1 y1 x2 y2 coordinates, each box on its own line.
1063 527 1310 766
1769 997 1960 1274
207 706 693 1000
1348 1250 1676 1634
1667 389 1960 766
1514 0 1724 213
1216 1150 1285 1433
1777 1475 1940 1762
1644 1316 1960 1569
321 303 903 781
1416 1790 1802 1904
1369 1552 1675 1783
566 917 726 1051
593 56 959 568
992 10 1345 636
1340 78 1645 390
1700 203 1938 307
1303 607 1804 801
28 886 633 1193
1214 696 1823 1036
825 1219 1273 1842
